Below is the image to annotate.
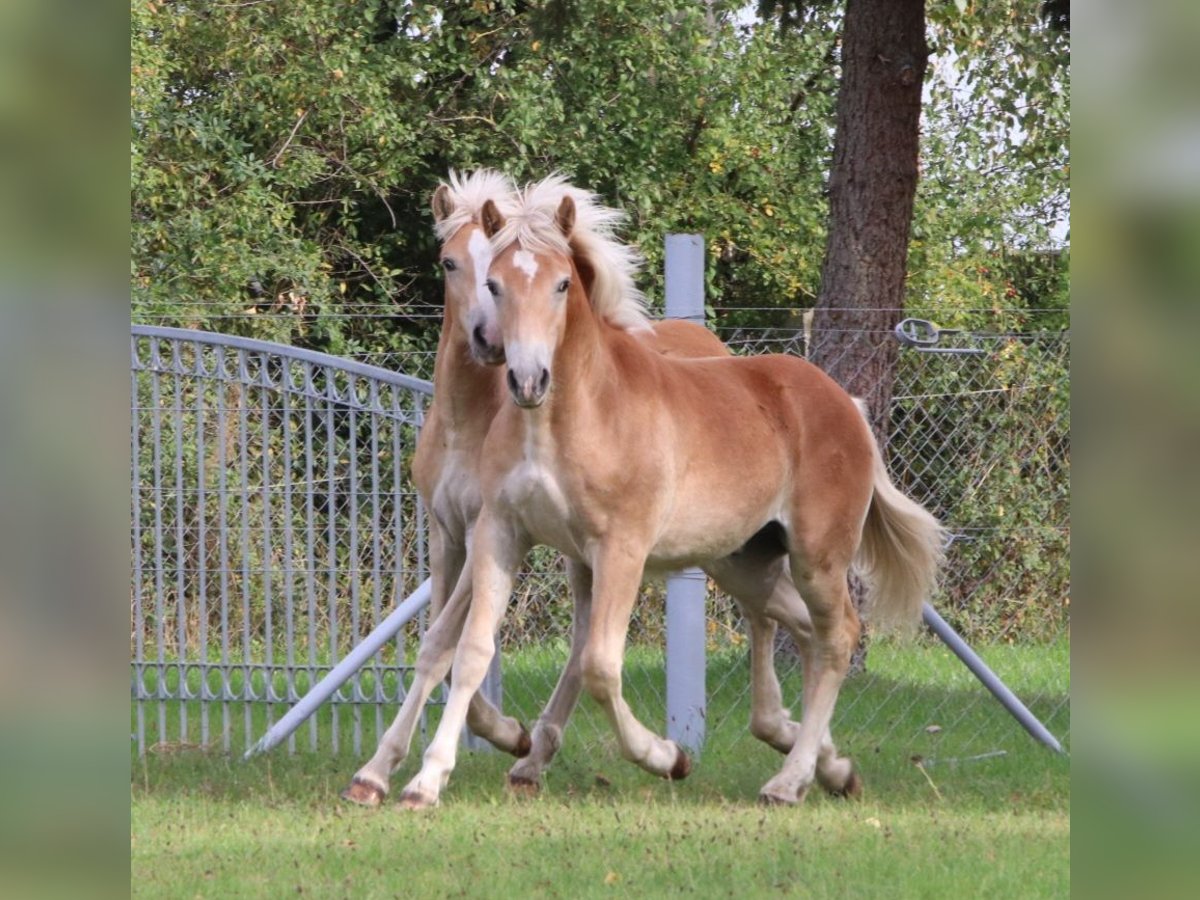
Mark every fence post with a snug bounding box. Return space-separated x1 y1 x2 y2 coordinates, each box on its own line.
664 234 707 753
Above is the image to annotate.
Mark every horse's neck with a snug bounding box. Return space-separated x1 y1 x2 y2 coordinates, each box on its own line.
431 317 503 444
541 288 625 439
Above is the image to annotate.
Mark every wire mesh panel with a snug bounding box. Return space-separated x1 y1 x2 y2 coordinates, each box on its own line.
130 326 432 756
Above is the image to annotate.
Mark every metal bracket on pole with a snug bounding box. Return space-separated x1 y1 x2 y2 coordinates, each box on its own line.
894 318 987 355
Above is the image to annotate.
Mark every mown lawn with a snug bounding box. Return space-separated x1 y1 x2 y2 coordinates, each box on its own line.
131 641 1069 898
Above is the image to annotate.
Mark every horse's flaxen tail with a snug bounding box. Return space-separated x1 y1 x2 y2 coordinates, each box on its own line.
853 408 946 635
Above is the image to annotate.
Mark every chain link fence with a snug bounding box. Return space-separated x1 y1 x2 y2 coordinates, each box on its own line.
131 310 1069 767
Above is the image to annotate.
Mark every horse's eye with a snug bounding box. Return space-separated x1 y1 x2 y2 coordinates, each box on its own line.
556 278 571 293
486 279 499 297
441 258 457 272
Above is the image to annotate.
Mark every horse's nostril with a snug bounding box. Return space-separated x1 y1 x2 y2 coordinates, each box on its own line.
473 324 487 348
507 369 519 395
538 368 550 394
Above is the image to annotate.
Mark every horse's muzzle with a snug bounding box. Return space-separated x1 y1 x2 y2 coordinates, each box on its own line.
471 325 506 366
507 366 550 408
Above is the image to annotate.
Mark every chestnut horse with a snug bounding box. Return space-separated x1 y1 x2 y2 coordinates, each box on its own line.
390 191 943 808
342 172 731 805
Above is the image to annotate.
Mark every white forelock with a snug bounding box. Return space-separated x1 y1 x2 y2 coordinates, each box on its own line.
492 174 650 332
433 169 519 243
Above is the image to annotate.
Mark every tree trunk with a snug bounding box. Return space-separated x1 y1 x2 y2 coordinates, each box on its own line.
811 0 928 446
808 0 928 671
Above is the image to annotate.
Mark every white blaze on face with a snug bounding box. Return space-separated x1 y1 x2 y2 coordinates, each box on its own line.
466 228 499 340
512 249 539 285
467 229 493 307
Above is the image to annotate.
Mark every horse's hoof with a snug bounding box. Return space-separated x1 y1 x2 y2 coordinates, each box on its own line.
667 746 692 781
340 777 385 808
506 774 541 798
827 769 863 800
397 790 438 811
758 785 808 807
758 791 794 807
513 724 533 759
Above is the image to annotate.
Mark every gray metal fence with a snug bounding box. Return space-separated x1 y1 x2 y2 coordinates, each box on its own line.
130 326 432 756
131 312 1069 764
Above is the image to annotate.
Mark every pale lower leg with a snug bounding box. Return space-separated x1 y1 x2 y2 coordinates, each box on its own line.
347 583 472 797
399 533 517 807
432 531 528 755
746 614 801 753
508 562 593 788
465 689 529 756
759 661 847 804
582 550 686 779
814 730 858 796
758 564 853 805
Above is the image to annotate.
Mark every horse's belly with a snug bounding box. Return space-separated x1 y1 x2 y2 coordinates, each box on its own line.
649 491 787 569
646 529 754 572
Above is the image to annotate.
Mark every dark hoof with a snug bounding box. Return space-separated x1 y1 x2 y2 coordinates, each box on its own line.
826 769 864 800
397 790 437 811
758 786 808 807
513 724 533 759
506 774 541 798
758 791 793 807
667 747 692 781
340 777 385 808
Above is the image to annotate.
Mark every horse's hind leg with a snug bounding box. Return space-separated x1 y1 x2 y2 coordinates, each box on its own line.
707 555 802 753
762 574 860 798
744 613 802 753
758 550 860 806
506 560 593 793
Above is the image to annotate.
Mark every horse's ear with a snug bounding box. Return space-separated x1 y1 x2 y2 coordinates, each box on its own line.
556 195 576 238
481 199 505 238
431 185 453 223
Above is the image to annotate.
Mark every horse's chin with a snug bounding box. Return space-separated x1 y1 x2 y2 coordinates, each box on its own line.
511 394 547 410
471 345 506 367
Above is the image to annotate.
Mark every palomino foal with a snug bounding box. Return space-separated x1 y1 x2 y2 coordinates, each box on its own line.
343 173 731 805
393 194 943 808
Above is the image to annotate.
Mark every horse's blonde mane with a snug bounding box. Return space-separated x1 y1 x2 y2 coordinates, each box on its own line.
494 175 650 332
433 169 518 242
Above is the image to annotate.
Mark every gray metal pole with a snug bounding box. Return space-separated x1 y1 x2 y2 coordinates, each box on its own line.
244 578 432 759
922 602 1064 753
664 234 707 753
665 568 707 753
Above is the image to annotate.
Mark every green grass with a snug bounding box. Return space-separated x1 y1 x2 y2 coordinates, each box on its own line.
131 641 1069 898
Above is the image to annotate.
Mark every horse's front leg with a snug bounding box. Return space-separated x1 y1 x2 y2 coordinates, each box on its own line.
398 511 526 809
341 554 474 805
506 559 593 793
581 543 691 781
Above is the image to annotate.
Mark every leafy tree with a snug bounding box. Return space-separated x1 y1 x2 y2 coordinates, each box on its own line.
132 1 842 369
